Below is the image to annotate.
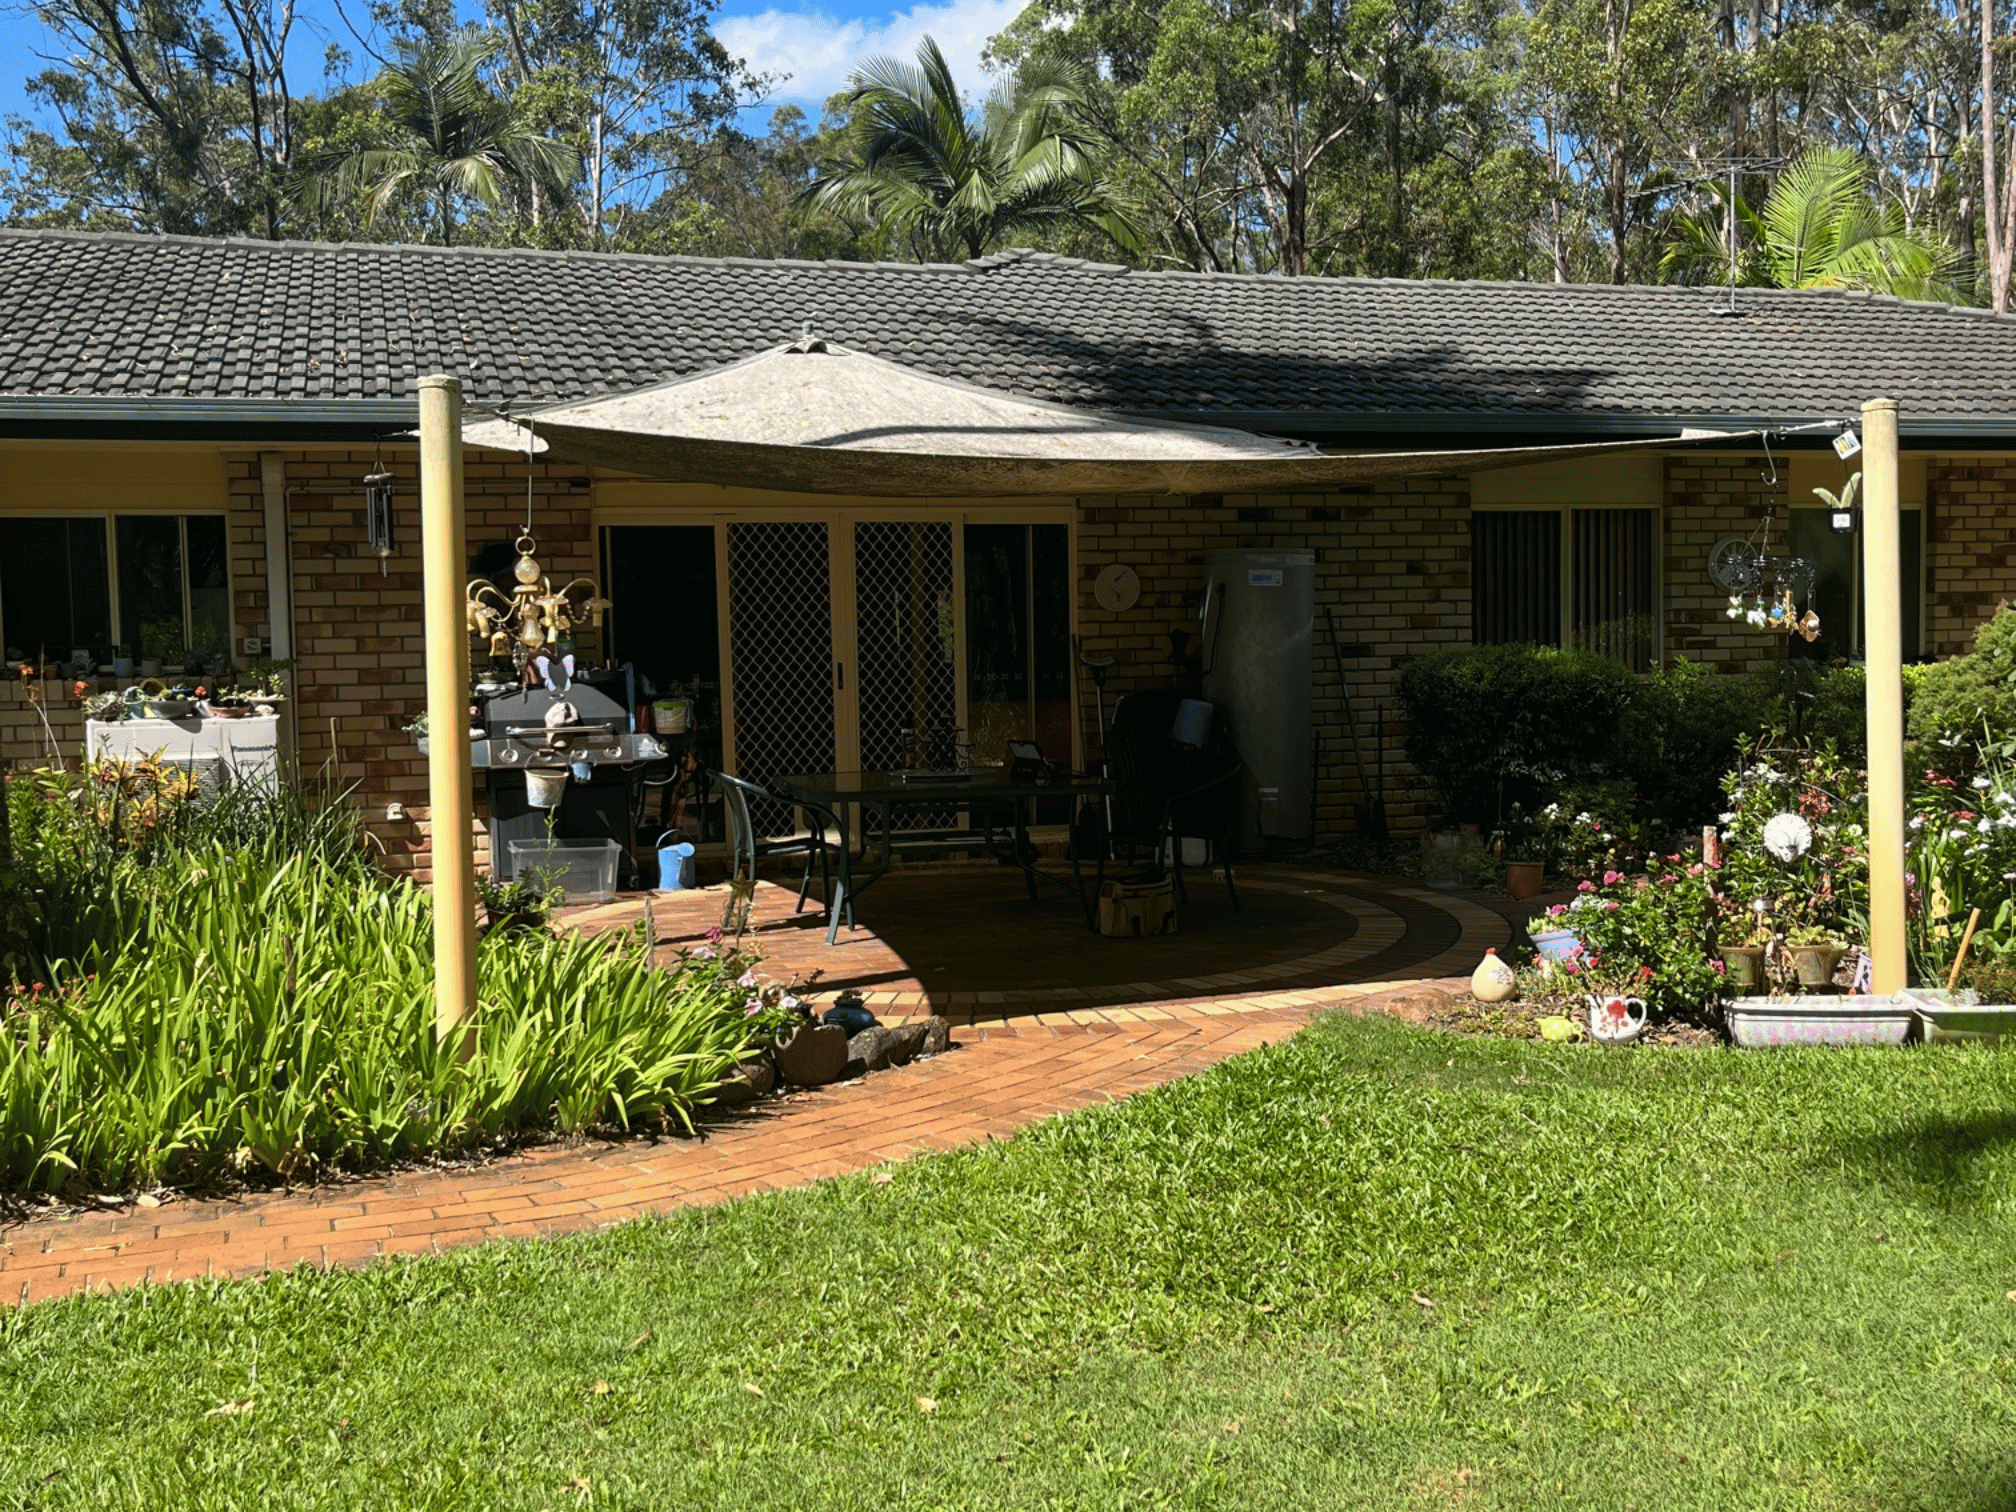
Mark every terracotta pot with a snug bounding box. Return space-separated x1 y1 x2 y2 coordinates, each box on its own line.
1789 945 1845 988
1723 945 1768 991
1503 860 1545 900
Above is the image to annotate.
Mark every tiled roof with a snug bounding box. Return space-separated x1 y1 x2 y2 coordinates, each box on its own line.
2 228 2013 426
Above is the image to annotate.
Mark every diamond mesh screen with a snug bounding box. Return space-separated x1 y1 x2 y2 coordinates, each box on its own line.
727 520 834 835
854 520 958 829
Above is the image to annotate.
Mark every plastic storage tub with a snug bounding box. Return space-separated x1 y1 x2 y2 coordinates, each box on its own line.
506 838 623 905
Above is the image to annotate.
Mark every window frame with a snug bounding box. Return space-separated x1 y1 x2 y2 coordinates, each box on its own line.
1470 500 1664 667
0 506 233 659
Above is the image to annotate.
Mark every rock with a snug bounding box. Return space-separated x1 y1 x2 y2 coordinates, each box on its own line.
713 1056 776 1107
775 1024 848 1086
917 1016 951 1056
1383 989 1454 1024
843 1022 932 1077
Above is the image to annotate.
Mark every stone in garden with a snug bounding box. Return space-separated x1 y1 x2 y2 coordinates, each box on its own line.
1469 949 1517 1003
843 1022 933 1077
713 1057 776 1107
917 1016 951 1056
1384 989 1454 1023
775 1024 848 1086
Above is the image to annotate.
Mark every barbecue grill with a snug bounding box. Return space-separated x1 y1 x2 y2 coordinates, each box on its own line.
476 681 666 881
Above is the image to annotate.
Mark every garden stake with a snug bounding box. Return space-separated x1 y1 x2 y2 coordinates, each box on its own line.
1945 908 1982 992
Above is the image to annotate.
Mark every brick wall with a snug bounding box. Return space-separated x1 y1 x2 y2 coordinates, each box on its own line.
1927 461 2016 656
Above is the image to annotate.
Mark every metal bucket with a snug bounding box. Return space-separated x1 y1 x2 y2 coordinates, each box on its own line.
525 768 568 808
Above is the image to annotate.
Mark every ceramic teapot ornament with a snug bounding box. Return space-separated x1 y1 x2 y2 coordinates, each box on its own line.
1585 994 1648 1045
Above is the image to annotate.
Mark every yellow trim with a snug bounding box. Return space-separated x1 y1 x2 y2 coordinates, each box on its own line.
0 447 229 514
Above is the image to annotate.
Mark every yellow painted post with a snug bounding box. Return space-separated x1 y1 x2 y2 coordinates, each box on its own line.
1862 398 1908 994
419 375 478 1045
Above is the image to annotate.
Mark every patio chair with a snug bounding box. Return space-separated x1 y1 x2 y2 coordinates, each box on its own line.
1099 691 1242 910
707 770 851 937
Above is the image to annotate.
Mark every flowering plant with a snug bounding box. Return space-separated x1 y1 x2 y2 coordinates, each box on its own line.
1714 742 1867 942
677 925 811 1042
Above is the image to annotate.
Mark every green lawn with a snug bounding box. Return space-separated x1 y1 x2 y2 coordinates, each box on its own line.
5 1013 2016 1511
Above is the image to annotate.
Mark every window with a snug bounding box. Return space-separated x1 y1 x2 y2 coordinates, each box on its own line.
1786 509 1923 662
0 514 231 664
1472 507 1658 672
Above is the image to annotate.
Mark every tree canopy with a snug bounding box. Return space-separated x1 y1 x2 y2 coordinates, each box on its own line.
4 0 2016 304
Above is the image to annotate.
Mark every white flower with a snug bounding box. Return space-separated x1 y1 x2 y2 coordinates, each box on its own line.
1973 775 1992 790
1980 818 1996 835
1718 812 1737 824
1762 812 1814 861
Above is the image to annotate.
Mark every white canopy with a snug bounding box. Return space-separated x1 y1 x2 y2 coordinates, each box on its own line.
460 341 1755 497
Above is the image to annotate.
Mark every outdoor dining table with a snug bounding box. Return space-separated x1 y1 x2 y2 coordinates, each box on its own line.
770 767 1115 946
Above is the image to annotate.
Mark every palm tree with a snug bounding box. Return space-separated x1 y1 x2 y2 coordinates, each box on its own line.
1660 148 1961 302
299 32 579 246
804 38 1144 262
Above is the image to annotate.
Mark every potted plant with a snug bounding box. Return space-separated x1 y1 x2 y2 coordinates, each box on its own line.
478 869 554 932
1785 925 1846 989
1721 913 1772 992
1494 802 1555 900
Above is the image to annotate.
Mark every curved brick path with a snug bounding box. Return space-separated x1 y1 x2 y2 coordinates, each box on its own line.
0 868 1515 1307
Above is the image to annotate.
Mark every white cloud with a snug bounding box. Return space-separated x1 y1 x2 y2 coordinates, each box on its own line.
717 0 1028 109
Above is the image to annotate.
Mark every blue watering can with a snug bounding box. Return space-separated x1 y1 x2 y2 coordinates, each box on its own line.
655 831 696 891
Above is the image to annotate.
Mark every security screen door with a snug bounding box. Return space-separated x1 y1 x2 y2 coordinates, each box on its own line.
722 514 960 834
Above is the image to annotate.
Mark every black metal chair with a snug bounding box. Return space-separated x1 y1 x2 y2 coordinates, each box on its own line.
707 770 850 936
1098 691 1242 909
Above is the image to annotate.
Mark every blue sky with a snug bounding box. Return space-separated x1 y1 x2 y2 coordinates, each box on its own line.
0 0 1023 133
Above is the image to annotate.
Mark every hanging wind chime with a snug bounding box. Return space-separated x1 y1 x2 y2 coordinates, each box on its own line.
1712 508 1822 643
465 426 610 691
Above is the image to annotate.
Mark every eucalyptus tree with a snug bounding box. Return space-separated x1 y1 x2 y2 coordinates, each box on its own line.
1 0 304 235
805 37 1145 262
295 31 580 246
482 0 757 247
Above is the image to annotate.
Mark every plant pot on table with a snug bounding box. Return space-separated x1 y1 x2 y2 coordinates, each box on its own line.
1503 860 1545 900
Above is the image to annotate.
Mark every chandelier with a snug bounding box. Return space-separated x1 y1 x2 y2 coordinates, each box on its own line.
466 533 610 678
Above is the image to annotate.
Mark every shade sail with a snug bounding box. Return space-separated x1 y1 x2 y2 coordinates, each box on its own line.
460 342 1758 497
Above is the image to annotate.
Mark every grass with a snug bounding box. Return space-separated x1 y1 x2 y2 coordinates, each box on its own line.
5 1013 2016 1510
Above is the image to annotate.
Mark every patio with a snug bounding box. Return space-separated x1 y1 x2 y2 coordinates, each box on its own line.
559 862 1518 1022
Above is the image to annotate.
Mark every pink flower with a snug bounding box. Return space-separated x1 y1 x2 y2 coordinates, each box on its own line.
1603 901 1620 910
744 998 761 1015
1547 904 1567 917
706 925 725 944
1711 959 1726 975
1603 870 1623 885
737 970 758 988
1577 880 1596 893
691 946 716 960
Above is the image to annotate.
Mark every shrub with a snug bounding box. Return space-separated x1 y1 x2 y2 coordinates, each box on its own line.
1713 742 1870 943
1908 600 2016 765
1394 644 1636 827
1614 659 1775 830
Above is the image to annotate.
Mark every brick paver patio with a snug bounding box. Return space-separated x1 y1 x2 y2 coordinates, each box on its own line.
0 865 1512 1307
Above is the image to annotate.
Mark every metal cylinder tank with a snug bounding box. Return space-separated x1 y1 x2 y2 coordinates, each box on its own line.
1202 549 1314 846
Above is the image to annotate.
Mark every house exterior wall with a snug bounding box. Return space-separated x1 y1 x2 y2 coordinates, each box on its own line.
1927 460 2016 656
5 440 2014 874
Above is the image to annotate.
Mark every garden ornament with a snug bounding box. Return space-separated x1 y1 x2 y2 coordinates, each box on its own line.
1469 949 1517 1003
1537 1016 1582 1043
1762 812 1814 861
1586 994 1648 1046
